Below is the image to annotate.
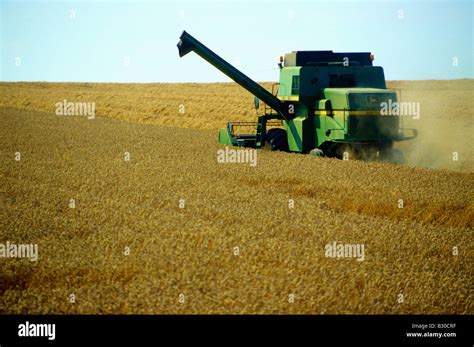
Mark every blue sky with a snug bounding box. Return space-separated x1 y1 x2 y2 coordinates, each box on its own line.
1 0 472 82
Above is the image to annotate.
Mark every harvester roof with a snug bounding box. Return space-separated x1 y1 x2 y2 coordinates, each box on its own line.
284 51 373 67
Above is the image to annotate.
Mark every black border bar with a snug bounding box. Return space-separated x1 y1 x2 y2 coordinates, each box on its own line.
0 315 472 346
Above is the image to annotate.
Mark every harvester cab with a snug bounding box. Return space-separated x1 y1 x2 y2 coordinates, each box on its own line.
177 31 417 160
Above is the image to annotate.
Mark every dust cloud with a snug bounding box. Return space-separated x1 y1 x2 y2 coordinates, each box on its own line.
389 80 474 172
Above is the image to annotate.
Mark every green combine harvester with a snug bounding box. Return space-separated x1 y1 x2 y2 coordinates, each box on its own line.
177 31 417 160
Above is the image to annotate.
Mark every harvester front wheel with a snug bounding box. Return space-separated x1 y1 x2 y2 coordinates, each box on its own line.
265 128 289 152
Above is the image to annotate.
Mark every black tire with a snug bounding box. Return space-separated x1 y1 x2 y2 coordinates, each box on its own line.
265 128 289 152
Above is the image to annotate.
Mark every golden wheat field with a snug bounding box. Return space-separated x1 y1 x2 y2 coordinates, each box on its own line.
0 80 473 314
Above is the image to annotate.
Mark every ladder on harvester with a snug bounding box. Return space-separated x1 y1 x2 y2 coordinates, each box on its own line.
264 83 281 115
255 120 265 148
257 83 281 148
